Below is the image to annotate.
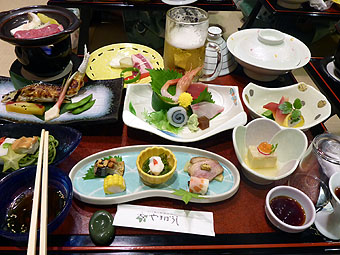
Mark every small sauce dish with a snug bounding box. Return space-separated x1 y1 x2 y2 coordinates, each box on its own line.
265 185 316 233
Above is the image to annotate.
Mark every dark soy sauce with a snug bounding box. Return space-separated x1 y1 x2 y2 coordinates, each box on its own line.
6 186 66 234
270 196 306 226
335 187 340 200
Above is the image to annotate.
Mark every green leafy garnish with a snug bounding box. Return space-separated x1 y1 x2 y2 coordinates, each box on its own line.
271 143 278 154
192 88 214 104
83 155 122 180
278 101 293 114
129 102 136 116
2 143 11 149
172 189 205 204
291 109 301 123
278 98 303 124
149 68 182 102
10 71 33 90
143 109 182 134
293 98 302 109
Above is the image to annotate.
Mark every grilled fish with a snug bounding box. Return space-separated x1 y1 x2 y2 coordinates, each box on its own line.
1 80 84 103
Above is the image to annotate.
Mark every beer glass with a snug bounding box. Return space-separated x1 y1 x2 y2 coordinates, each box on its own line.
163 6 222 81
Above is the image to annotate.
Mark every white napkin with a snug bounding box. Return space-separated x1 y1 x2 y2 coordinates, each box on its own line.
113 204 215 236
309 0 333 11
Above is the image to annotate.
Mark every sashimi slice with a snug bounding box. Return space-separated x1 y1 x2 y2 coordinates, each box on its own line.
132 53 153 75
263 96 289 125
263 102 279 113
275 96 289 125
186 83 208 99
191 102 224 119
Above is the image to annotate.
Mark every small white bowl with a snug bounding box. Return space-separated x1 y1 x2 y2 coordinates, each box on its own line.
265 185 316 233
242 82 332 131
227 29 310 81
232 118 307 185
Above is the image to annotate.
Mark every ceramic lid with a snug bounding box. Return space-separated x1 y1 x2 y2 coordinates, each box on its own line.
227 29 311 71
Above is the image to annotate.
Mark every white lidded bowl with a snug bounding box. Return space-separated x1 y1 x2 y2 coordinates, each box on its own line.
232 118 307 185
242 82 332 131
227 29 311 81
265 185 316 233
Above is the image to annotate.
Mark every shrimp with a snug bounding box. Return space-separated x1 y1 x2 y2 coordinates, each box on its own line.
160 66 203 102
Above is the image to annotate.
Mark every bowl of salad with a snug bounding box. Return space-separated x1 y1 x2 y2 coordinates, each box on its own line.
136 146 177 186
242 82 332 130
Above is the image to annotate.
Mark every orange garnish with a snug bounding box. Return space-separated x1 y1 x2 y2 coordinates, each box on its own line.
257 142 273 155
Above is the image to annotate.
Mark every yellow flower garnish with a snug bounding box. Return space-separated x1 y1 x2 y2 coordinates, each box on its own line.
178 92 193 108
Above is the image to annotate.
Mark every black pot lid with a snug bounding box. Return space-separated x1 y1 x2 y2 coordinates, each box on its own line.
0 5 81 47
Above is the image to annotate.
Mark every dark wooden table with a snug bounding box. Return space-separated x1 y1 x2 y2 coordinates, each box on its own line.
0 65 338 254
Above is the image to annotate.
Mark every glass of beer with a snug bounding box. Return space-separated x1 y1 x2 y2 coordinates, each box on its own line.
163 6 222 81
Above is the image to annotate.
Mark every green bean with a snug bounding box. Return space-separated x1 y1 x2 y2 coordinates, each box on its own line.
72 100 96 115
65 94 93 111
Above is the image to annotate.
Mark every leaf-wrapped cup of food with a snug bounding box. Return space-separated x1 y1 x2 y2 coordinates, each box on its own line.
136 146 177 186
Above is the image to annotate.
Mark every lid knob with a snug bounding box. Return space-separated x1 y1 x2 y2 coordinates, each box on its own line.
258 29 285 46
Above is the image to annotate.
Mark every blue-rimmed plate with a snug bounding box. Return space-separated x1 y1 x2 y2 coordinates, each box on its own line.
123 83 247 143
0 123 81 177
69 145 240 205
0 76 124 124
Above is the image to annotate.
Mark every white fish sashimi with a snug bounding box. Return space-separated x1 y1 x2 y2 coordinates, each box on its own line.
191 102 224 119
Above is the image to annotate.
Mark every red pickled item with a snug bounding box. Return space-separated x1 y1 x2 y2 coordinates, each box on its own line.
0 137 5 145
270 196 306 226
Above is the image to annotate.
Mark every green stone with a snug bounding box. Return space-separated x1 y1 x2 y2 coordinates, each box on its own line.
89 210 115 245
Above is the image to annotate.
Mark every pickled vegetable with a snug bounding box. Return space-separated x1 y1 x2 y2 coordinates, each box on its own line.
6 102 45 115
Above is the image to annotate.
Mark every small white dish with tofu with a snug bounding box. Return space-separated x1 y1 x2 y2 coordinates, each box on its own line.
232 118 308 185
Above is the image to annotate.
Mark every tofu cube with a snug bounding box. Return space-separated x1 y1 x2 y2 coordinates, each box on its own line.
247 145 277 169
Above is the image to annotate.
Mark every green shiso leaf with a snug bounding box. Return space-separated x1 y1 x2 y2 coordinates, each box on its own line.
129 102 137 116
172 188 205 204
192 88 214 104
10 71 33 90
149 68 182 102
83 155 122 180
142 109 182 134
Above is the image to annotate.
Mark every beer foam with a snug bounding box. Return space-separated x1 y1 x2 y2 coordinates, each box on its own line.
168 26 206 50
